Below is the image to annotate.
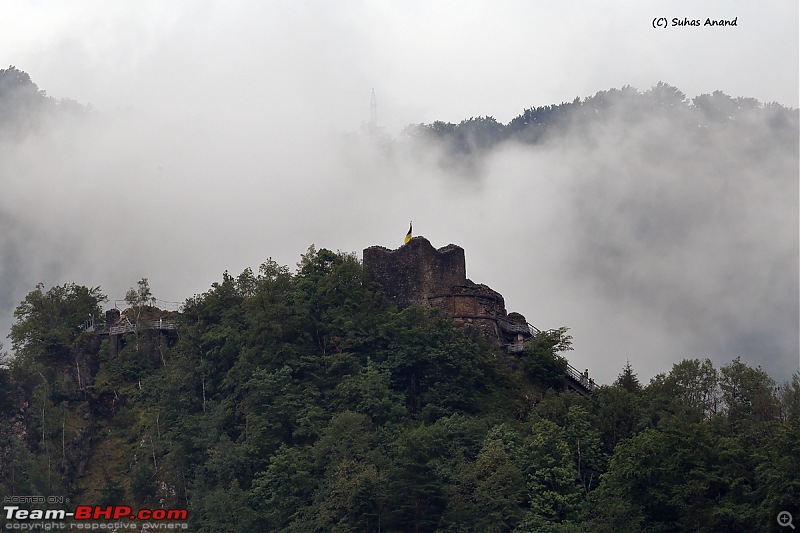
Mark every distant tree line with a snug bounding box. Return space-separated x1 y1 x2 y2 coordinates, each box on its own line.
0 66 91 138
400 82 798 160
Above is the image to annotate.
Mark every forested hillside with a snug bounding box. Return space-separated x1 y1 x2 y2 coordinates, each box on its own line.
1 67 798 531
1 248 798 532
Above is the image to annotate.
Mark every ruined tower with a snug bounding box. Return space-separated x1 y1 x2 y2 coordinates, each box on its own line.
362 237 466 309
363 236 531 344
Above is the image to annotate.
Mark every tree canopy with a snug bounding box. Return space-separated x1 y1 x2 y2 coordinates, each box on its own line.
1 248 796 531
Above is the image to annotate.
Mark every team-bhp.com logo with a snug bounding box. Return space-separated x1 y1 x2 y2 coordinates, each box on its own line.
4 505 188 529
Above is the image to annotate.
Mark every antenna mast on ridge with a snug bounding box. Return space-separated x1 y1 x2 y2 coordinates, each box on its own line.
369 88 377 129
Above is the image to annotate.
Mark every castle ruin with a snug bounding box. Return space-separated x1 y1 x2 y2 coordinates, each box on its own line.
363 236 595 395
363 236 533 347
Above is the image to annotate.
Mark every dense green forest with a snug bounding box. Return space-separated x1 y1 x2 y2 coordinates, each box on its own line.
1 248 798 532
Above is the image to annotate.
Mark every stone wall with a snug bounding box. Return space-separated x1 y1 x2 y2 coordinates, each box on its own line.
363 237 467 309
428 281 508 341
363 236 531 345
430 281 506 318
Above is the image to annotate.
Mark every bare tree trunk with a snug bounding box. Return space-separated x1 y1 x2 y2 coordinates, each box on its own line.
202 375 207 413
150 435 158 472
62 407 66 469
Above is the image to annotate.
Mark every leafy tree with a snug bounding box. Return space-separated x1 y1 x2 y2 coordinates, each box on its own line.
754 422 800 525
520 327 571 389
0 344 12 413
251 444 316 530
123 278 157 351
592 362 645 453
9 283 106 363
470 440 527 531
778 372 800 422
305 412 388 532
378 306 489 418
385 423 449 531
97 471 126 507
333 357 406 425
294 246 393 359
193 479 258 533
592 385 642 453
0 435 37 496
585 423 758 532
0 65 49 133
719 357 778 433
644 358 720 427
242 366 323 458
125 278 155 309
130 462 156 505
646 81 687 112
182 270 247 398
693 90 738 123
564 405 605 495
519 419 581 527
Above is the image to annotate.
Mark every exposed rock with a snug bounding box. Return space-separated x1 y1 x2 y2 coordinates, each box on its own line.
363 237 466 309
363 236 531 345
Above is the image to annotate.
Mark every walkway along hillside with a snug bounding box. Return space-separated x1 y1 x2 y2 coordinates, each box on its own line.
80 303 180 357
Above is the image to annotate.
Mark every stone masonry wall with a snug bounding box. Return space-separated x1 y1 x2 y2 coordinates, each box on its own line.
363 237 467 309
363 236 529 345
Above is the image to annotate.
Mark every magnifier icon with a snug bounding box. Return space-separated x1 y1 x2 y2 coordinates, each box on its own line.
779 511 795 529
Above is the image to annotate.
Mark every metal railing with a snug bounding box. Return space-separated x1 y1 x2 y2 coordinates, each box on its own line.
112 299 182 311
109 320 178 335
79 316 98 333
566 363 582 383
506 341 595 393
566 363 595 392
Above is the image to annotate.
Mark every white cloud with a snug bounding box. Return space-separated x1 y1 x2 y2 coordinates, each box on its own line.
0 0 796 383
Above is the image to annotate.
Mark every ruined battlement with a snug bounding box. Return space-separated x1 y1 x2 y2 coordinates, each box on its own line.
363 237 467 309
363 236 527 344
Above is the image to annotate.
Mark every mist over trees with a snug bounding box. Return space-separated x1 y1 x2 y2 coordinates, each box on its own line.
389 83 798 385
0 68 796 385
0 66 95 337
0 65 90 136
0 68 798 529
400 82 797 158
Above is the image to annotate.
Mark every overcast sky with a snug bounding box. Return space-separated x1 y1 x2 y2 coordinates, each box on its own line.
1 0 797 384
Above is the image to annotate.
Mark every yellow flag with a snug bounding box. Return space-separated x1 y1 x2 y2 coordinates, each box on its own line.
404 222 412 244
